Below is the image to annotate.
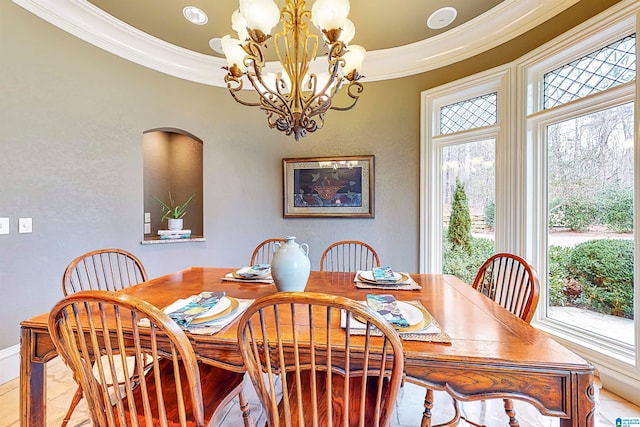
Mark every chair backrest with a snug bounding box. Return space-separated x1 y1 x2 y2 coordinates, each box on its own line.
49 290 208 427
250 238 287 265
62 248 148 296
237 292 404 427
472 253 540 323
319 240 381 272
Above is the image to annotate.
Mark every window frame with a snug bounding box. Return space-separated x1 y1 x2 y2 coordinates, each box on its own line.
421 1 640 402
421 68 513 274
520 10 638 369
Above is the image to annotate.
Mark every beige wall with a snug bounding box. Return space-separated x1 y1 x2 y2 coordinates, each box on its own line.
0 0 619 349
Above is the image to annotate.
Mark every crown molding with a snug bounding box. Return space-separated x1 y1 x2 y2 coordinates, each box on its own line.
13 0 579 86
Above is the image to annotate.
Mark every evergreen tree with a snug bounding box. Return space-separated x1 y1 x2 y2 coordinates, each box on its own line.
448 177 472 253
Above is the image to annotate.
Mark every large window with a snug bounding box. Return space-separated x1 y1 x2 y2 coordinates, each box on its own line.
526 21 637 370
441 139 496 284
545 104 634 348
422 3 639 402
421 69 509 276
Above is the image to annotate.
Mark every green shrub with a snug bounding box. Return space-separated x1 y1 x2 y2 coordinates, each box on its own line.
559 197 597 231
568 239 634 318
548 245 573 306
443 235 494 284
484 200 495 228
597 185 633 233
447 178 472 253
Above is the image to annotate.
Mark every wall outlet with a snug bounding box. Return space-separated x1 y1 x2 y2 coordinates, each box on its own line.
19 217 32 233
0 217 9 235
144 223 151 234
144 212 151 223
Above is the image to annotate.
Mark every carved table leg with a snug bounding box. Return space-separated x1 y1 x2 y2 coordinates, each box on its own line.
20 327 47 427
560 371 596 427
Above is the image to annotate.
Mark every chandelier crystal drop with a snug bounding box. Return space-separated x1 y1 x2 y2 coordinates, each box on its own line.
221 0 365 141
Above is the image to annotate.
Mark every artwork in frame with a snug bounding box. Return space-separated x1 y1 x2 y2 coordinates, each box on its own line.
283 155 374 218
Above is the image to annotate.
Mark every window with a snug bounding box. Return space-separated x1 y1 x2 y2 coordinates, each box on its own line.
421 69 510 275
526 25 636 366
422 3 639 399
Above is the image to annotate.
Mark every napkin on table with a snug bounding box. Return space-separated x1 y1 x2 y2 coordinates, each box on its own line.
187 298 254 335
340 300 450 343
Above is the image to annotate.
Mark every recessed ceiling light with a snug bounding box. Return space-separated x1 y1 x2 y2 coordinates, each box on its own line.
183 6 208 25
427 7 457 30
209 38 223 54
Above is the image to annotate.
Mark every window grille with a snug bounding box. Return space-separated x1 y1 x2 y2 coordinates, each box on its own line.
440 92 497 134
544 34 636 109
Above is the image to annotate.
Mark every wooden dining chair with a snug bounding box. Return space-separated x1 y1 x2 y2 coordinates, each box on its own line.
62 248 148 296
426 253 540 427
237 292 404 427
250 238 287 265
472 253 540 323
49 290 253 427
59 248 149 426
319 240 381 272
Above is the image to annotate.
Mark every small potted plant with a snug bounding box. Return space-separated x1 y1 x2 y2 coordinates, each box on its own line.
154 193 194 231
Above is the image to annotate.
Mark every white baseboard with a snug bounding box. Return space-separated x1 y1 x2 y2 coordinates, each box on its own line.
0 345 20 385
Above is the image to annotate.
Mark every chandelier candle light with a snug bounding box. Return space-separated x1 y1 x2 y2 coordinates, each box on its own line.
221 0 366 140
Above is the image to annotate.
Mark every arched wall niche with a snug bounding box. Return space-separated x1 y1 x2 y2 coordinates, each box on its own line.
143 127 204 241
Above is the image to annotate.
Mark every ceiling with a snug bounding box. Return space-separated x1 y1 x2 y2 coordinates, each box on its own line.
13 0 581 86
85 0 504 57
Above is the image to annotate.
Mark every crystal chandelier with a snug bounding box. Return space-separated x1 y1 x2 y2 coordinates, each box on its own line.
221 0 366 141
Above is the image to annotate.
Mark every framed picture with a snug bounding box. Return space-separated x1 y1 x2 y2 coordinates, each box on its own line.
283 155 374 218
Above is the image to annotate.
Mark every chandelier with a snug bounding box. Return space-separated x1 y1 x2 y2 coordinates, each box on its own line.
221 0 366 141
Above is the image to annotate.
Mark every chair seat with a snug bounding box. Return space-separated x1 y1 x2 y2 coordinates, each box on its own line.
125 358 246 427
279 371 390 427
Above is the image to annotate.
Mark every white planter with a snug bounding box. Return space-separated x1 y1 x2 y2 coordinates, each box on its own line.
168 218 183 231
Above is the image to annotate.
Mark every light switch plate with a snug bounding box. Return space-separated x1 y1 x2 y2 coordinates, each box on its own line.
19 217 32 233
0 217 9 234
144 223 151 234
144 212 151 223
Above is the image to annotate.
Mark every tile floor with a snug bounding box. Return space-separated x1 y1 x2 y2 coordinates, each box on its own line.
1 357 639 426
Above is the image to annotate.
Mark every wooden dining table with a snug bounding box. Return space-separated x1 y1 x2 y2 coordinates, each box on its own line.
20 266 595 426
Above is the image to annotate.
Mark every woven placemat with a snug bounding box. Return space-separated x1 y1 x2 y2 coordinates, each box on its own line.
354 271 422 290
345 301 451 344
355 280 422 290
222 273 274 284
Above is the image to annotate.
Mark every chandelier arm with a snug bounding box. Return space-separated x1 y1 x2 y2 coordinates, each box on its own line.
240 48 296 120
329 81 364 111
224 75 263 108
299 90 334 120
247 72 296 121
295 51 343 119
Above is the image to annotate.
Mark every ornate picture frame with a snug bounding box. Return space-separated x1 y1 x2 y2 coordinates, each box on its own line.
283 155 375 218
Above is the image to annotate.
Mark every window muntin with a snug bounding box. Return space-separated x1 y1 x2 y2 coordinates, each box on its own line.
440 92 497 134
544 34 636 109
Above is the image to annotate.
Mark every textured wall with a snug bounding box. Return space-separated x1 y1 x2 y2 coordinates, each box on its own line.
0 0 619 349
0 2 422 349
